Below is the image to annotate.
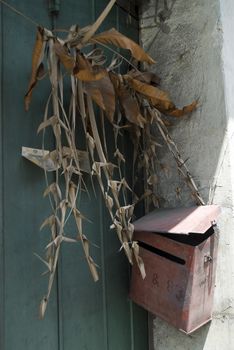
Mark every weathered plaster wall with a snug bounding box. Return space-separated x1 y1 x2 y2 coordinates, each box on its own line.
140 0 234 349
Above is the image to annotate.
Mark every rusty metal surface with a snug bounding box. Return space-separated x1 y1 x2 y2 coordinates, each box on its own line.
129 229 219 333
133 205 221 235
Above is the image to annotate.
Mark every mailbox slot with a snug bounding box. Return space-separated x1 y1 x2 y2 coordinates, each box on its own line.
138 240 186 265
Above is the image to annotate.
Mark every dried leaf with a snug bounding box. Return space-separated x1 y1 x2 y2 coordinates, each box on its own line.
40 215 56 231
25 27 46 111
88 256 99 282
132 241 146 279
147 174 158 185
167 100 198 118
90 28 155 65
76 67 107 81
54 41 75 73
78 0 117 47
39 297 48 319
114 149 125 163
43 182 62 200
34 253 52 272
104 192 114 210
110 73 145 127
37 116 58 134
75 53 107 81
84 74 115 122
128 70 161 85
126 76 174 111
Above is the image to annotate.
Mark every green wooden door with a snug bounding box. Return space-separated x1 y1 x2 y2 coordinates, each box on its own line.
0 1 148 349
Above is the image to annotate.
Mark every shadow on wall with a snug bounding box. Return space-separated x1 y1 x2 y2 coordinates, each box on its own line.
140 0 227 209
140 0 231 349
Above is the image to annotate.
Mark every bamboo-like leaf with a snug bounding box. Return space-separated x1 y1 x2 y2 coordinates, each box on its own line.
37 116 58 134
132 241 146 279
90 28 155 65
43 182 62 200
34 253 52 272
62 236 78 243
78 0 117 47
114 149 125 163
39 297 48 319
25 27 46 111
110 220 123 243
120 241 133 264
40 215 56 231
104 192 114 210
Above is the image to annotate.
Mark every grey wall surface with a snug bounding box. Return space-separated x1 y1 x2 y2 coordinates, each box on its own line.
140 0 234 349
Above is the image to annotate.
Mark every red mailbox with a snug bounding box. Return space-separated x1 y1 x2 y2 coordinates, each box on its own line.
129 205 220 334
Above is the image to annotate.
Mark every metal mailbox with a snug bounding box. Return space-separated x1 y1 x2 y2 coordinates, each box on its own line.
129 205 221 334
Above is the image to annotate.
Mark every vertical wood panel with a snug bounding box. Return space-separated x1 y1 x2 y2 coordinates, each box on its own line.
1 2 59 349
0 3 4 350
56 3 108 350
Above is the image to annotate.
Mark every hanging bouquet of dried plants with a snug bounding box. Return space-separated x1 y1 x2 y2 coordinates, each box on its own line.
24 0 203 318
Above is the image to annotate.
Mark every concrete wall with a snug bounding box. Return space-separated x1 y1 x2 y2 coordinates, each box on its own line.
140 0 234 349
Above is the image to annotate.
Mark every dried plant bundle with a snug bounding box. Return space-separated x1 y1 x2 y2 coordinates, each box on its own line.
24 1 203 318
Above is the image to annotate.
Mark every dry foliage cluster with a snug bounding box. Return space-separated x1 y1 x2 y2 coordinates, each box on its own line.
24 0 203 318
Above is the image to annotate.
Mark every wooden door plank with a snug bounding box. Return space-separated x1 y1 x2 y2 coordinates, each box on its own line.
55 2 108 350
1 2 59 349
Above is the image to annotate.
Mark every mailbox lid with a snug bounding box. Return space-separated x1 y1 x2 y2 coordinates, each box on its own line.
133 205 220 235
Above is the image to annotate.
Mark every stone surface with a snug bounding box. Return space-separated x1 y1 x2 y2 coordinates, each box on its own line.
140 0 234 349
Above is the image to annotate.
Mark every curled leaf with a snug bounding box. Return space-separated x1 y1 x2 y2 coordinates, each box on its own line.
90 28 155 65
167 100 198 118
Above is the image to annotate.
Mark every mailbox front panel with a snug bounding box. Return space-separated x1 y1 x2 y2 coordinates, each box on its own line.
130 230 218 333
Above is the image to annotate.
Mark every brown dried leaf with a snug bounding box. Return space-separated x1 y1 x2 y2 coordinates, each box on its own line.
75 53 107 81
54 41 75 73
76 67 107 81
167 100 198 118
110 73 145 127
126 76 174 111
25 27 46 111
128 70 161 85
84 74 115 122
90 28 155 65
